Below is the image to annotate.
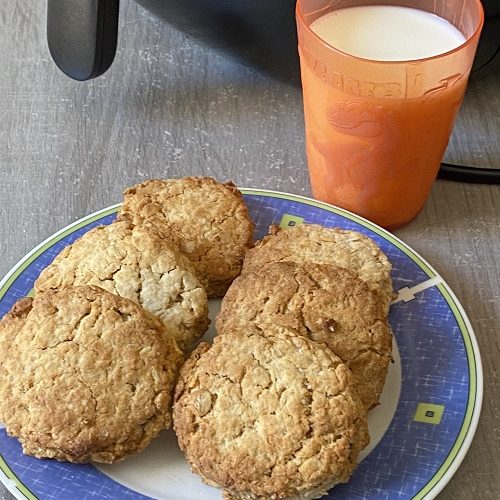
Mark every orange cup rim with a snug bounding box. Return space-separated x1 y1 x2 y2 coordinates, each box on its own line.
295 0 485 65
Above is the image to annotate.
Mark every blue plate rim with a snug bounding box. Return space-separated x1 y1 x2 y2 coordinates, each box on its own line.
0 189 483 500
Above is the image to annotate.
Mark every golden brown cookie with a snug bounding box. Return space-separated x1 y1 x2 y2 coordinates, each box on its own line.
0 285 183 463
118 177 254 297
242 224 393 312
35 221 209 353
217 261 392 410
173 325 369 499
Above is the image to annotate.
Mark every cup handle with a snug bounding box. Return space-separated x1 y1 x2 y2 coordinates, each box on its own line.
47 0 119 80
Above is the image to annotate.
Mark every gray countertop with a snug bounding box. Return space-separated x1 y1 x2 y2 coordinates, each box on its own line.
0 1 499 499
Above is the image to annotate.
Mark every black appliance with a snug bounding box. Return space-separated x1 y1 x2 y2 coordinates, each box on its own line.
46 0 500 182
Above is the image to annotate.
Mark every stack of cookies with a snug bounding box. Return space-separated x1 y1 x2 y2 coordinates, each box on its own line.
173 223 393 499
0 177 254 464
0 176 394 499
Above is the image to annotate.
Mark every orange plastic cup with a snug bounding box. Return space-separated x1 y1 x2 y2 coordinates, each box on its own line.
296 0 484 229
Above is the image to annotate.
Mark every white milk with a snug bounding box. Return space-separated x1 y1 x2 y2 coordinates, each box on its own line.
310 5 466 61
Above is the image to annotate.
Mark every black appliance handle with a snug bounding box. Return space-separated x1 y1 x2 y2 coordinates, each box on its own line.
47 0 119 81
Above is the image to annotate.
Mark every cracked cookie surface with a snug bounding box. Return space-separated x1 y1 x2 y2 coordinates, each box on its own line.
217 262 392 410
0 285 183 463
118 177 254 297
242 224 393 312
35 220 209 353
173 325 369 499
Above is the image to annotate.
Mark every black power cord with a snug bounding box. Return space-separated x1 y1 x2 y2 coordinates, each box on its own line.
438 12 500 184
439 163 500 183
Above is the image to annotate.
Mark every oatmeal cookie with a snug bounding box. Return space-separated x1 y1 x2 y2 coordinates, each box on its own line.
0 285 183 463
217 261 392 410
35 221 209 352
118 177 254 297
173 325 369 499
242 224 393 311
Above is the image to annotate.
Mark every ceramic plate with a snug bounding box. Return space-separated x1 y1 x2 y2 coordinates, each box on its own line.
0 189 482 500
